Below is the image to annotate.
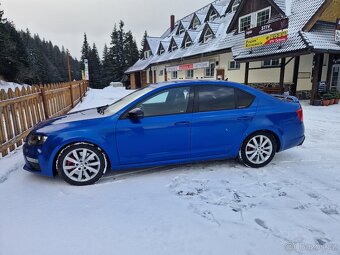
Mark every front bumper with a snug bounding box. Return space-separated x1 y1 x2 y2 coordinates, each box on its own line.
23 143 54 177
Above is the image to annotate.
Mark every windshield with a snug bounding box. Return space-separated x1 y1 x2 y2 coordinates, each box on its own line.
104 86 154 115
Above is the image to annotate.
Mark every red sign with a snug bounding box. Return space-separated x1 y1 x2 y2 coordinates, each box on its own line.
179 64 194 70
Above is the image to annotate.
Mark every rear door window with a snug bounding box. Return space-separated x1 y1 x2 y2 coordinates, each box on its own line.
235 89 255 109
197 85 236 112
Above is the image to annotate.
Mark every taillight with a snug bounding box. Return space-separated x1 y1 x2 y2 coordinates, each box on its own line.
297 108 303 122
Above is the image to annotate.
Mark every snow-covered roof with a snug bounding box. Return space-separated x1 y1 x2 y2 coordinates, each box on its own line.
126 0 337 73
300 22 340 53
146 37 162 55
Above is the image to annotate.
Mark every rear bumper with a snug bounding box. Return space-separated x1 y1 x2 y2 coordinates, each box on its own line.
298 135 305 146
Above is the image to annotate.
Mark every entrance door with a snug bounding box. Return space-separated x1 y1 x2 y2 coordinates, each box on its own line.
331 64 340 91
216 69 225 80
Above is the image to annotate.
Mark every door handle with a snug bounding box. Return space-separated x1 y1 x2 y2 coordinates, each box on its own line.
237 116 253 120
174 121 190 126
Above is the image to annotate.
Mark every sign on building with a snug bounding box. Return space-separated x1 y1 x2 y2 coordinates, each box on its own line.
245 18 289 49
166 61 210 72
335 18 340 43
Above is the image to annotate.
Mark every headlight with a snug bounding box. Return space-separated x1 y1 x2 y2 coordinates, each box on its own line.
27 134 48 146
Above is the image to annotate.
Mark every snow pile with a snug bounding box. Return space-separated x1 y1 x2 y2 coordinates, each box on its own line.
70 86 134 112
0 80 29 92
0 89 340 255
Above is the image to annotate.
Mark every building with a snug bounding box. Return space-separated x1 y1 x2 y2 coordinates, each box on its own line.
126 0 340 104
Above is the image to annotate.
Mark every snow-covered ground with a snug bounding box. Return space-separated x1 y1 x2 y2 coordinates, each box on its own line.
0 80 29 92
1 88 340 255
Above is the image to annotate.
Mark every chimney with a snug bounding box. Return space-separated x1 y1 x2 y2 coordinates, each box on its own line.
170 15 175 32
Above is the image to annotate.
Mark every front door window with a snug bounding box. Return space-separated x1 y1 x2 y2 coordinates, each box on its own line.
135 87 190 117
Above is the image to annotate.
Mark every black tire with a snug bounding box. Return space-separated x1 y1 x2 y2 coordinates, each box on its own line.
56 143 107 186
238 131 277 168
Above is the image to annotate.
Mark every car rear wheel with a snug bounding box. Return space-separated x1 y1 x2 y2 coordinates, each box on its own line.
56 143 107 186
239 132 276 168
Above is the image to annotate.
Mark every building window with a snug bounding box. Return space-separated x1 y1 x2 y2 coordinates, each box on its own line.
159 70 164 76
177 23 185 35
203 27 214 43
263 59 280 67
159 45 165 55
229 61 241 70
232 0 241 12
239 7 272 33
171 71 178 79
205 62 215 77
192 16 201 30
184 37 192 48
170 40 178 52
239 15 251 32
144 50 151 59
256 8 271 27
186 70 194 79
209 11 218 22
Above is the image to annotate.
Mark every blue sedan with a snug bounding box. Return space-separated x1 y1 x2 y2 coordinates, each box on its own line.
23 81 305 185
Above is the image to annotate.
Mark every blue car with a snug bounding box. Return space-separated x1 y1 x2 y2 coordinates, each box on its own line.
23 81 305 185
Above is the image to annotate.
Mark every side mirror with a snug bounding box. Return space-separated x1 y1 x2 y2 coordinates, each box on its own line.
128 108 144 120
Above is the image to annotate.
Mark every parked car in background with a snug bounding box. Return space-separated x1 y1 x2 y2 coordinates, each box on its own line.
23 81 305 185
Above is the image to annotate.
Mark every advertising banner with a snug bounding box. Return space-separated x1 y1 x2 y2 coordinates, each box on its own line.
245 18 289 49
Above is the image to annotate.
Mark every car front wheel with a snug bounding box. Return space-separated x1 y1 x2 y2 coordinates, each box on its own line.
239 132 276 168
56 143 107 186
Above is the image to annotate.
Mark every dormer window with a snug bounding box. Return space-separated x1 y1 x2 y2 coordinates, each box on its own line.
169 39 178 52
205 6 220 22
202 27 214 43
177 23 185 35
209 10 218 21
184 37 192 48
158 45 165 55
171 44 178 51
192 16 201 30
144 50 151 59
232 0 241 12
238 7 271 33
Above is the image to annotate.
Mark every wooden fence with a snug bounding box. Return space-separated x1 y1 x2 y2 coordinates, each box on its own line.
0 81 89 157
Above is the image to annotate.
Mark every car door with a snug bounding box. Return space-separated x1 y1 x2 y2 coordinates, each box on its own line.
191 85 256 158
116 86 193 165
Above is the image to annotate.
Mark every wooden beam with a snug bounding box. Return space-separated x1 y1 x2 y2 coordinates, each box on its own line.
279 58 286 94
244 62 249 85
326 54 334 90
310 53 324 105
292 56 300 96
303 0 333 32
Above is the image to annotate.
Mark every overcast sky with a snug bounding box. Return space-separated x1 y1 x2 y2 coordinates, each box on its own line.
1 0 209 59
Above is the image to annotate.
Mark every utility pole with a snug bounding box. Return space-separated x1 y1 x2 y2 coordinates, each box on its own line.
67 50 72 82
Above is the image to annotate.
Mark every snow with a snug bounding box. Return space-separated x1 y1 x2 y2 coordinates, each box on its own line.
1 87 340 255
70 86 133 112
0 80 29 92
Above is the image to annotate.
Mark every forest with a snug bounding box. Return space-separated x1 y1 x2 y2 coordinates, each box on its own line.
0 3 142 88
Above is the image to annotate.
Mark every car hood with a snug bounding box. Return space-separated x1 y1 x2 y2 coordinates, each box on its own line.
33 108 108 134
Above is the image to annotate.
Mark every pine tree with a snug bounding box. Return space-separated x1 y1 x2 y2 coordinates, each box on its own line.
139 30 148 58
124 31 139 68
101 43 114 86
88 43 102 88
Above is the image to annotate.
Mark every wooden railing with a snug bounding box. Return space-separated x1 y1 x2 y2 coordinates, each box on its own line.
0 81 88 157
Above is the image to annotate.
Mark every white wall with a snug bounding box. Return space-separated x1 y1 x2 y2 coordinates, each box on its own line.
151 52 325 92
